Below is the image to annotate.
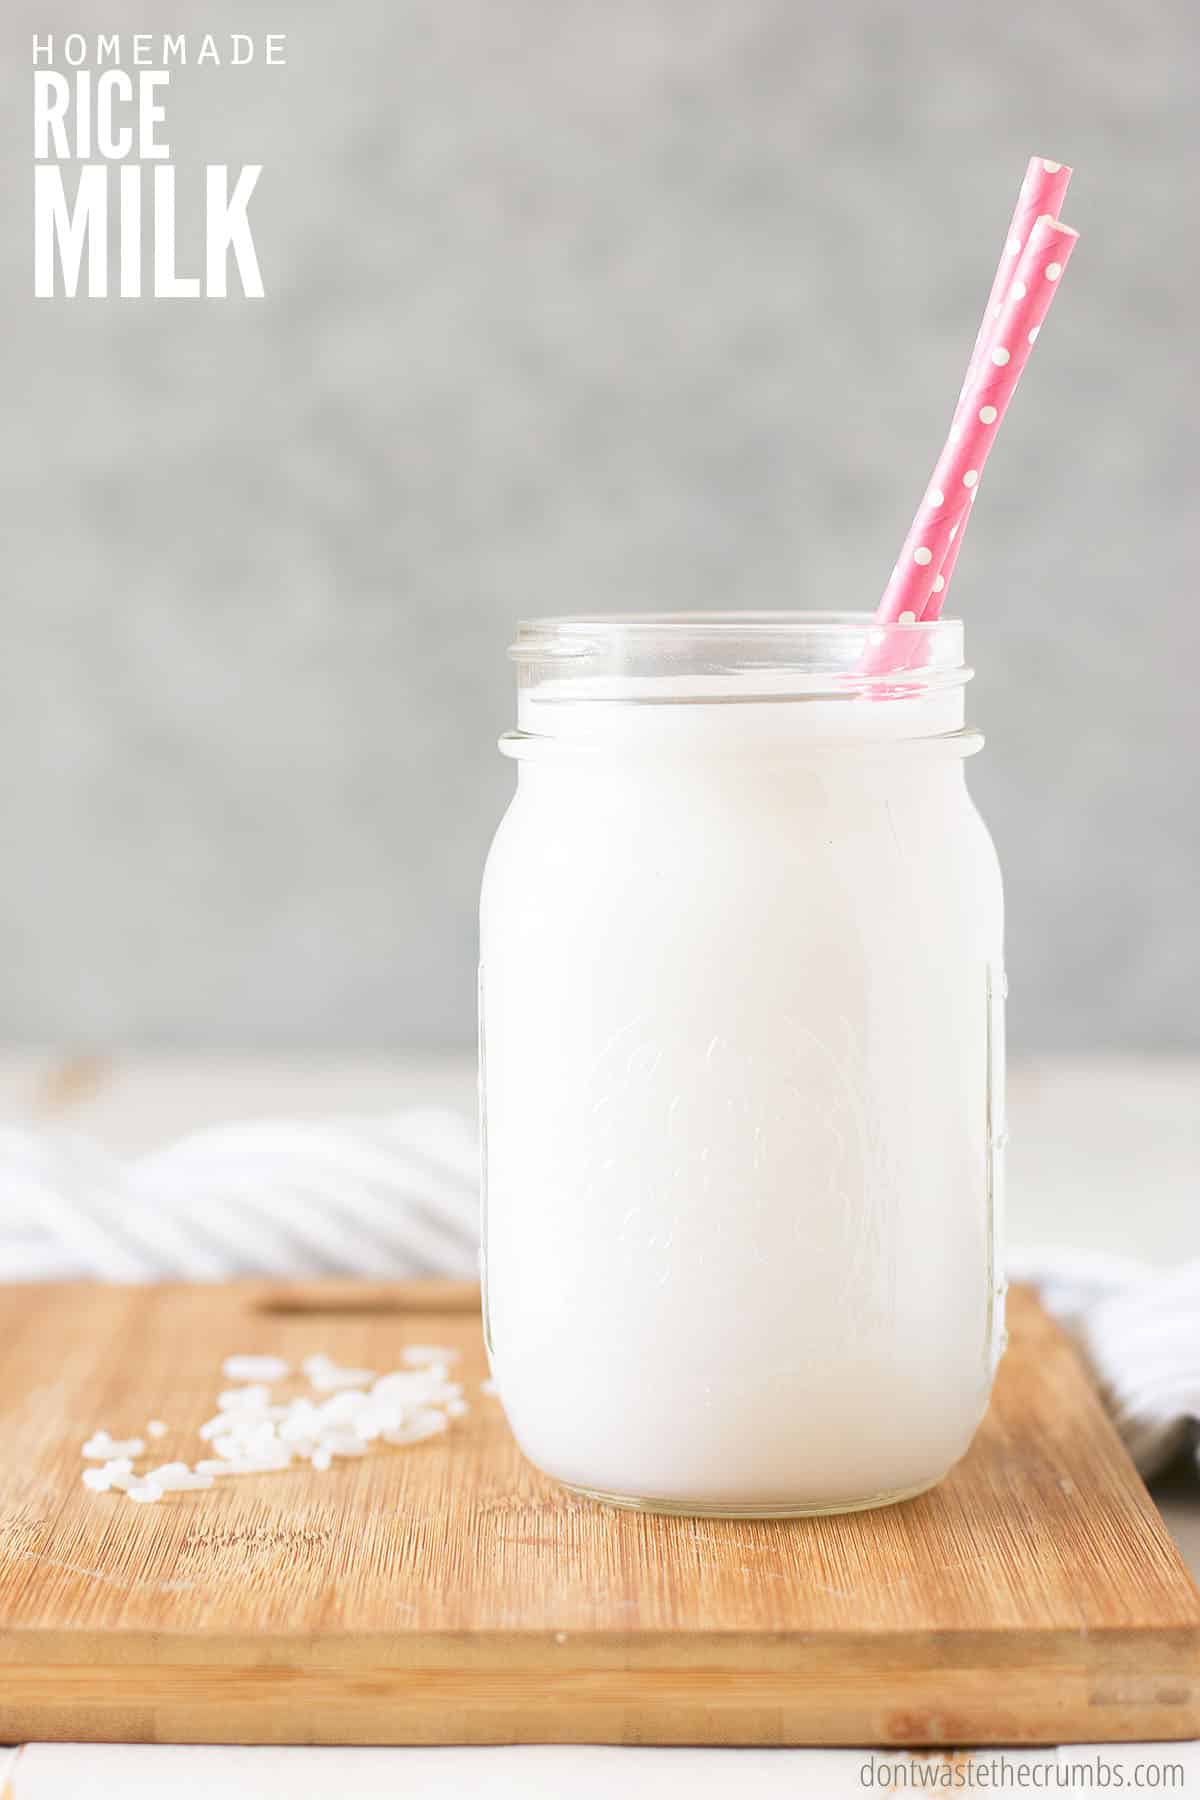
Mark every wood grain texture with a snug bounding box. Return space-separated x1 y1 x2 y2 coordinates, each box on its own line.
0 1281 1196 1746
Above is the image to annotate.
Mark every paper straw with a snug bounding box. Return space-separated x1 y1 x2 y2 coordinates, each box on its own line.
953 156 1072 420
918 494 971 619
914 156 1073 625
873 213 1078 636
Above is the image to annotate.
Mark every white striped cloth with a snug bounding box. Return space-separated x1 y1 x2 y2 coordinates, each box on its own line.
0 1114 479 1284
1 1120 1195 1478
1007 1247 1200 1478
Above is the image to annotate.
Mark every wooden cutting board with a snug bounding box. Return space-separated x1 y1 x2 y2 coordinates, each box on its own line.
0 1280 1196 1748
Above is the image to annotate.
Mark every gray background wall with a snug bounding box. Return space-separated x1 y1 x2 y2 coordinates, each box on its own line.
2 0 1196 1050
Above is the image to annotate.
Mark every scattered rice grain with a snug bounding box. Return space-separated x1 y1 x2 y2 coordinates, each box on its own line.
222 1354 290 1383
82 1337 469 1506
82 1432 145 1460
402 1345 461 1368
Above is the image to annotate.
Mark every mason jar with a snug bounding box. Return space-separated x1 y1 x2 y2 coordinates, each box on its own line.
479 613 1006 1516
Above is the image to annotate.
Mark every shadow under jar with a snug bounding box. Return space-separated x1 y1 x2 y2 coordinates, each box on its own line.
479 613 1007 1517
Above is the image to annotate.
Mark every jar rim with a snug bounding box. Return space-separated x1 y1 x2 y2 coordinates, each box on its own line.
517 608 956 632
509 611 967 696
512 610 960 660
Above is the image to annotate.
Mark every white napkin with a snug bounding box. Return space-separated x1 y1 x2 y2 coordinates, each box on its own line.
2 1119 1196 1480
1009 1247 1200 1477
0 1113 479 1283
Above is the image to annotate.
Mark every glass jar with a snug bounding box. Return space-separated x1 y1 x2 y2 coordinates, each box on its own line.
479 613 1006 1517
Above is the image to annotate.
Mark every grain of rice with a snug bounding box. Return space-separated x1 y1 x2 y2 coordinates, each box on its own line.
217 1385 272 1412
402 1345 461 1368
82 1432 145 1460
320 1431 369 1456
82 1458 136 1493
222 1354 290 1383
383 1409 448 1446
143 1463 214 1492
303 1354 377 1392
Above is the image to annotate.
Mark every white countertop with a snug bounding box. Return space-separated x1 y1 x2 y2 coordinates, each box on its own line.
3 1742 1199 1798
1 1051 1196 1796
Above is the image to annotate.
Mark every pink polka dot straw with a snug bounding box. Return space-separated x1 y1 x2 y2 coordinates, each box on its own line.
866 157 1079 671
951 155 1073 429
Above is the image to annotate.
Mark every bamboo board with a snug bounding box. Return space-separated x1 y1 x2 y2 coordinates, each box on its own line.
0 1280 1196 1747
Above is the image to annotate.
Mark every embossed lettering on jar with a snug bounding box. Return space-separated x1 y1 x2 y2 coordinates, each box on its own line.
480 614 1006 1517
